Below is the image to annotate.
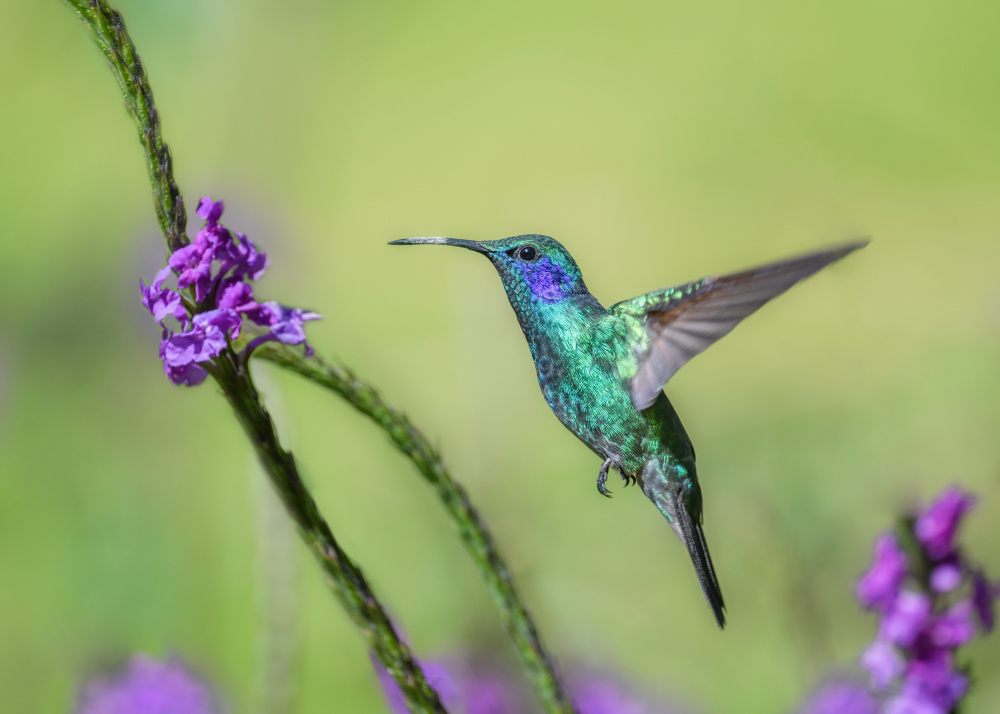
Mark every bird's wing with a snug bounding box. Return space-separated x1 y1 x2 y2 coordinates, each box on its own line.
610 240 868 410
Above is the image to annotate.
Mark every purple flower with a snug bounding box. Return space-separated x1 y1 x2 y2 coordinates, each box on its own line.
196 196 224 225
142 196 318 386
217 278 259 315
229 231 268 280
75 654 221 714
167 242 214 303
162 310 240 369
861 639 903 689
244 302 322 357
880 591 932 646
850 487 998 713
914 488 975 560
140 266 187 323
882 693 945 714
929 601 974 648
929 555 962 593
796 679 878 714
894 649 967 712
857 533 908 611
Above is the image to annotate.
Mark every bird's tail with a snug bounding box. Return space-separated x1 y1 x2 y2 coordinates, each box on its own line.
641 461 726 629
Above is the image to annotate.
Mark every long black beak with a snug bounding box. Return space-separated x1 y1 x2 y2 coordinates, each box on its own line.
388 237 490 254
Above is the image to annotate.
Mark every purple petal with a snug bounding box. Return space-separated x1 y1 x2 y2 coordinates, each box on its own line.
898 651 967 712
861 640 903 690
140 278 185 323
857 533 908 610
164 362 209 387
915 488 975 561
882 692 946 714
253 302 321 348
880 591 932 646
162 331 220 367
152 265 173 290
168 243 206 274
160 311 238 370
193 309 241 337
196 196 224 224
217 279 257 313
168 244 214 303
232 232 269 281
930 601 975 648
75 654 221 714
929 559 962 593
971 568 996 632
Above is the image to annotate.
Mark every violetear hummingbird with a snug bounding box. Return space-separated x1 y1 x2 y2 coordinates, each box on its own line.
390 235 866 628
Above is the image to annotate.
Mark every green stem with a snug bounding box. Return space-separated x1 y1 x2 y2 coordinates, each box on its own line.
257 344 578 714
63 2 447 710
212 355 446 713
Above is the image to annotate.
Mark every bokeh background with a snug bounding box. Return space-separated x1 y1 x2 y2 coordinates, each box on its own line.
2 0 1000 711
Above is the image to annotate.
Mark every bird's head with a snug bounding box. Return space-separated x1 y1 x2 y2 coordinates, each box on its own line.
390 234 590 305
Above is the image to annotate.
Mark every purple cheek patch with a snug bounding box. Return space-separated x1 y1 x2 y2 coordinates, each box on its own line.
522 257 572 302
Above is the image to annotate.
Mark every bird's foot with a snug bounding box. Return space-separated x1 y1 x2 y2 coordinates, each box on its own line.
596 458 614 498
620 472 636 487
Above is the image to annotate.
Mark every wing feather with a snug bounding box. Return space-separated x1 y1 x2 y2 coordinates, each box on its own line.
613 240 868 410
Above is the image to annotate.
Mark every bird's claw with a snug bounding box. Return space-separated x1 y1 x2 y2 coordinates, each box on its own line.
597 458 613 498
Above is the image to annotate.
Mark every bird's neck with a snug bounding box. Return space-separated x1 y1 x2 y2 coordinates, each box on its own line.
506 290 606 359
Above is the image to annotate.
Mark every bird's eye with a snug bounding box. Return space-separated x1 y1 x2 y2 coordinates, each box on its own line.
515 245 538 261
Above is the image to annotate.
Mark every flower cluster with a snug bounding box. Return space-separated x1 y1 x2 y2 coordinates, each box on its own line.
855 487 998 713
75 654 222 714
140 197 319 385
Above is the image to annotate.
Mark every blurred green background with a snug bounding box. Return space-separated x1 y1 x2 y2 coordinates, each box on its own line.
2 0 1000 711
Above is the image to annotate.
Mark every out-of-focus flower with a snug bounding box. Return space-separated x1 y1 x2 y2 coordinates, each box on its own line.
572 677 649 714
851 487 997 713
373 653 693 713
796 678 878 714
75 654 222 714
140 197 319 385
803 487 996 714
861 640 903 690
971 568 997 632
914 488 975 561
880 591 932 646
857 534 908 611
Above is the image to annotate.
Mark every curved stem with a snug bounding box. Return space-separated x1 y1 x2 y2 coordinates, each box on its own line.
62 2 447 710
214 354 446 713
257 344 578 714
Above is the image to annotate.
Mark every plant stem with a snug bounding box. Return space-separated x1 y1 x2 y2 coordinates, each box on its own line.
212 355 447 713
63 2 447 709
257 344 578 714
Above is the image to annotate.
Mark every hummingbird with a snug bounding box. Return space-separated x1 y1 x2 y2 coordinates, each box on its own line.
390 235 866 628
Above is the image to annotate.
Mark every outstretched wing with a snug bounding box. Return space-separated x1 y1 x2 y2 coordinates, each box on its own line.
611 240 868 410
